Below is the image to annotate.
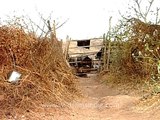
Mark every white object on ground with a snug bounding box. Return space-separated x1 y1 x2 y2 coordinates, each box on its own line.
8 71 21 83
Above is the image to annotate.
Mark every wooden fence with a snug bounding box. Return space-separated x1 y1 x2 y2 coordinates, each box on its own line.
64 37 107 73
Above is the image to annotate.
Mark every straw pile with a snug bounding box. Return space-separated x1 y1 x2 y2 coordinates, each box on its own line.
0 26 78 118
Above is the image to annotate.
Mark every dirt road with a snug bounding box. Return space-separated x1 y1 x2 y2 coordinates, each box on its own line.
61 74 160 120
64 74 142 120
23 74 160 120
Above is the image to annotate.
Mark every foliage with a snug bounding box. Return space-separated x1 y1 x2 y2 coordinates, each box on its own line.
103 0 160 96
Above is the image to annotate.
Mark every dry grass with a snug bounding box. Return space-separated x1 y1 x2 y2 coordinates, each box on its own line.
99 71 160 111
136 94 160 112
99 71 149 96
0 26 80 119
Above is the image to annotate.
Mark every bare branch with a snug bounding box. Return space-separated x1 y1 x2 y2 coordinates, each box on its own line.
155 7 160 24
132 0 156 23
134 0 146 22
28 18 47 34
56 18 69 29
144 0 154 18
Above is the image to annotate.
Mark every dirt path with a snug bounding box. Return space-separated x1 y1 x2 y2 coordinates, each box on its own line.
23 74 160 120
65 74 140 120
60 74 160 120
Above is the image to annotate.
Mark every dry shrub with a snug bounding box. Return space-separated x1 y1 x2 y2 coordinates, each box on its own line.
110 18 160 77
127 19 160 81
108 40 148 77
99 71 147 96
120 41 150 76
101 18 160 100
0 26 79 118
136 94 160 112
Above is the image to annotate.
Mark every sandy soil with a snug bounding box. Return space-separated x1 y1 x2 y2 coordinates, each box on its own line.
11 74 160 120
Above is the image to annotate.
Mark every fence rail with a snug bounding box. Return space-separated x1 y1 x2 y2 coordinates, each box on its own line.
68 51 100 55
69 44 104 49
69 59 102 64
71 37 103 41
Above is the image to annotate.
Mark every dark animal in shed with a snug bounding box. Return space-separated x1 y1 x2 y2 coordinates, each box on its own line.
77 56 92 68
96 47 105 60
77 56 92 73
81 56 92 68
77 57 83 67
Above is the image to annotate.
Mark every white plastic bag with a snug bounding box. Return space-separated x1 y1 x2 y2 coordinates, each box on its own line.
8 71 21 83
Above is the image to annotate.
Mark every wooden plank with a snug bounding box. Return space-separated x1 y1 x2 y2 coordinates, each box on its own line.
106 17 112 71
68 55 95 58
70 37 103 41
68 51 108 55
103 34 107 70
68 59 102 64
76 68 98 71
69 44 104 49
64 37 71 59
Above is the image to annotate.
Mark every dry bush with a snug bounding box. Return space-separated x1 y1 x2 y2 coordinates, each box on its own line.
0 26 79 119
102 18 160 100
108 18 160 77
129 18 160 79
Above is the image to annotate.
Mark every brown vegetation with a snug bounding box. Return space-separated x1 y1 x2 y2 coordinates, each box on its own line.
0 26 79 119
101 18 160 104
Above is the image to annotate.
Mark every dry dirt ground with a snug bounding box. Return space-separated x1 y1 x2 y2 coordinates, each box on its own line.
14 74 160 120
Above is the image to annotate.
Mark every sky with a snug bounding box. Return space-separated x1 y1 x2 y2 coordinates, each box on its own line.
0 0 159 40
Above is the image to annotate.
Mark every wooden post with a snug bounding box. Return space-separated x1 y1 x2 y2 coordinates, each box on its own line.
103 33 107 70
106 17 112 71
53 20 56 38
65 36 71 60
47 20 56 44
